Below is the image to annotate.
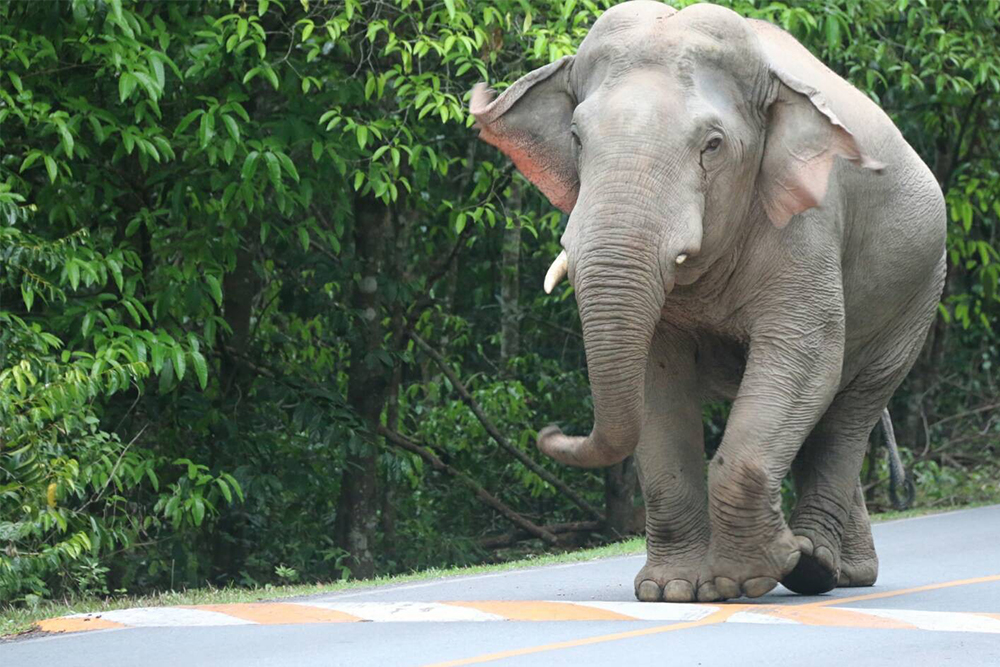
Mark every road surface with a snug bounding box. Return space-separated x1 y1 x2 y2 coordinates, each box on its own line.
4 504 1000 666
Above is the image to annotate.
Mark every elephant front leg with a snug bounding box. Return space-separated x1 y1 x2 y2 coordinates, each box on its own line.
705 322 844 601
634 328 711 603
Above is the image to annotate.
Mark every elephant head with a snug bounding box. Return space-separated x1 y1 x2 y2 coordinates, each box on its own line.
470 1 881 468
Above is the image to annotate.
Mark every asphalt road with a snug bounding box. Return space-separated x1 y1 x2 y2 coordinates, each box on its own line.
5 504 1000 667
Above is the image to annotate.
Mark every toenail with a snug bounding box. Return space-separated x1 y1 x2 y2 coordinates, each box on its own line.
743 577 777 598
814 546 835 571
663 579 695 603
697 581 720 602
715 577 740 599
782 549 802 575
637 580 662 602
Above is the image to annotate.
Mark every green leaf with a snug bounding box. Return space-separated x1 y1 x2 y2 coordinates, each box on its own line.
264 152 282 189
173 347 186 381
119 72 137 103
8 71 23 93
44 154 58 183
443 0 455 20
242 151 260 180
277 152 300 182
199 112 214 148
81 312 95 338
263 66 279 90
55 122 74 157
21 284 34 311
20 151 41 173
191 350 208 389
191 497 205 526
175 109 203 135
221 114 240 142
66 260 80 290
205 275 223 306
216 478 233 503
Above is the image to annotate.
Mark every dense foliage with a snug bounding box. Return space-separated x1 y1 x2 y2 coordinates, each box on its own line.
1 0 997 606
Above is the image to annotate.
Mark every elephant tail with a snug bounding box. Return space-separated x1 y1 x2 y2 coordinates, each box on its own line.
880 408 915 511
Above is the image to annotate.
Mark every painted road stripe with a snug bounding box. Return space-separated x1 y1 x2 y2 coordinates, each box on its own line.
449 601 637 621
847 608 1000 634
58 606 254 628
36 601 1000 634
301 601 507 622
188 603 362 624
576 601 719 622
36 616 127 633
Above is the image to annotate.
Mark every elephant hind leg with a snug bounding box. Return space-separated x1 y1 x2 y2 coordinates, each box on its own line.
782 404 877 596
837 480 878 587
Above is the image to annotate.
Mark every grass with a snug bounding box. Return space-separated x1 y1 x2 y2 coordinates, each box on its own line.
2 501 994 639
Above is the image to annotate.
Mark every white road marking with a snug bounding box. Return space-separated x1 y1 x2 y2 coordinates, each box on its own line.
575 601 719 622
844 607 1000 634
68 607 254 627
45 602 1000 634
727 610 799 625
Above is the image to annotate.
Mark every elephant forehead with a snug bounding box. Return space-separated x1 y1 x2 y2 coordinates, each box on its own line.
576 1 764 95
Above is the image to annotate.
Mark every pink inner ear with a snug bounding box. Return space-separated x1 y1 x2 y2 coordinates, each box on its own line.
763 149 835 229
469 59 579 214
760 85 881 229
476 121 579 214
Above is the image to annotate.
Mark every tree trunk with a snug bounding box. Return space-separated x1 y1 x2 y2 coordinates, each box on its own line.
604 456 638 538
335 194 391 580
500 186 521 366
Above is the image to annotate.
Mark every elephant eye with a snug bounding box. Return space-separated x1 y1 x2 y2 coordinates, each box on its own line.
571 126 582 149
703 136 722 153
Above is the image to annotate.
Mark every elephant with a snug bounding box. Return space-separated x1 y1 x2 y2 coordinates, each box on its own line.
469 1 945 602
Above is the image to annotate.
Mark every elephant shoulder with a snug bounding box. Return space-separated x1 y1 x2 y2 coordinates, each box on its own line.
745 18 902 167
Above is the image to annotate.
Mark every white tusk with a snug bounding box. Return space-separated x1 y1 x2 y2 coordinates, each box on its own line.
543 250 569 294
675 253 688 265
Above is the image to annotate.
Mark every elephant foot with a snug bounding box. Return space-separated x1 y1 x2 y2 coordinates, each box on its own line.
781 534 840 595
837 509 879 588
634 559 714 602
707 528 802 600
837 555 878 587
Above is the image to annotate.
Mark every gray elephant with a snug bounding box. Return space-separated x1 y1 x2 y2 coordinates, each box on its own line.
470 1 945 602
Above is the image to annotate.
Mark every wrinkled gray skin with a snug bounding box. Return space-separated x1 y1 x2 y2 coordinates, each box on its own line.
470 1 945 602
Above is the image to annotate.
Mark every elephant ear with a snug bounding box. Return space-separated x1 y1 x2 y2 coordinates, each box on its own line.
470 56 579 213
758 67 884 228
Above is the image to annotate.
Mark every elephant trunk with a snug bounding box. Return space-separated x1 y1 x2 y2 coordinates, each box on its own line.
537 234 665 468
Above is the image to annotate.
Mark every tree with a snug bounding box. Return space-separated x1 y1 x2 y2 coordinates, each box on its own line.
1 0 996 606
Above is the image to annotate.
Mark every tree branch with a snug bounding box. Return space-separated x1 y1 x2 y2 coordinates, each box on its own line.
378 425 559 545
479 521 604 550
409 332 605 522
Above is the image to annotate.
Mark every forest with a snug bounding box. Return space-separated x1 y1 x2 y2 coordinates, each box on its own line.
1 0 998 608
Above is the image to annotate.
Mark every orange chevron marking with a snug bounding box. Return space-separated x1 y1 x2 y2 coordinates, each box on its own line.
757 605 915 629
187 603 362 624
36 616 127 633
447 601 637 621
